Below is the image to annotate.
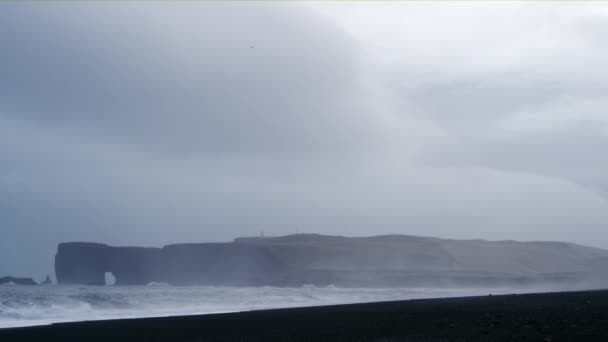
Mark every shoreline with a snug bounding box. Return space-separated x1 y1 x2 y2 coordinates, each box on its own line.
2 289 608 341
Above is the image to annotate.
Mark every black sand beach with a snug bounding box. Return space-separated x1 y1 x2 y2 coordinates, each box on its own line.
2 289 608 341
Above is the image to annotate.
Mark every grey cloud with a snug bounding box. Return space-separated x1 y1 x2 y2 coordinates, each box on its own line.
411 80 608 196
366 3 608 200
0 2 393 277
0 2 379 159
2 2 608 278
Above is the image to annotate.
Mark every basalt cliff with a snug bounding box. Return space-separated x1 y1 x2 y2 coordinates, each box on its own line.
55 234 608 287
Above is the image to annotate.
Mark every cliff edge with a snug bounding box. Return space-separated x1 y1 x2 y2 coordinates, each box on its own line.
55 234 608 287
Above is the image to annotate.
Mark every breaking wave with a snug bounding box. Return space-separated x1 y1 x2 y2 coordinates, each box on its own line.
0 285 523 328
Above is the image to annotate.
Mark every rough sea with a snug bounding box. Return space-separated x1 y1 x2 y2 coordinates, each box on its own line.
0 284 542 328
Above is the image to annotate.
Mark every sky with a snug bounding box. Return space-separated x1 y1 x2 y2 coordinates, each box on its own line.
1 2 608 278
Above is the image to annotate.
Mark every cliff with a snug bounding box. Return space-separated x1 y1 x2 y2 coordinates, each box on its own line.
55 242 285 286
55 234 608 287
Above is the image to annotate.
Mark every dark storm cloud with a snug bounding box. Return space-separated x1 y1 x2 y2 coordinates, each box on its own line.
2 2 608 278
0 2 380 159
0 1 397 277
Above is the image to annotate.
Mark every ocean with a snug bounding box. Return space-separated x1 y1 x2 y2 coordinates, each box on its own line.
0 284 543 328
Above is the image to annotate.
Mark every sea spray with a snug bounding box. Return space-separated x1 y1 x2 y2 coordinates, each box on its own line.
0 284 544 328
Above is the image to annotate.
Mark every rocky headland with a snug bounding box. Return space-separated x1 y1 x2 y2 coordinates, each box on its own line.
54 234 608 287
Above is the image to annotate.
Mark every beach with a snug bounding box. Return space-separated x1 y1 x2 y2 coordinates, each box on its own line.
1 289 607 341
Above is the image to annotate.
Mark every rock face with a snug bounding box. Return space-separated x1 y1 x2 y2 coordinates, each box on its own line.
55 242 285 286
55 243 164 285
55 234 608 287
0 276 38 286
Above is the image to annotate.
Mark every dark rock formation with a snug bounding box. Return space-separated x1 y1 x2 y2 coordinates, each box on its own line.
55 234 608 287
56 243 166 285
55 242 286 286
0 276 38 285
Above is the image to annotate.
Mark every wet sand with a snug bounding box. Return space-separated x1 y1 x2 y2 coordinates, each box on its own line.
1 289 608 341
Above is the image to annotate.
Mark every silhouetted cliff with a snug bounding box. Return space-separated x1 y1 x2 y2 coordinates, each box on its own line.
55 243 162 285
55 242 285 286
55 234 608 287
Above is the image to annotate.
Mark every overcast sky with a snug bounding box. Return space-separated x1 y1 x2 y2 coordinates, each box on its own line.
1 2 608 278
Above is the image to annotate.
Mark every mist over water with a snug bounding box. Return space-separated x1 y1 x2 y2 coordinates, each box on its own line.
0 284 591 329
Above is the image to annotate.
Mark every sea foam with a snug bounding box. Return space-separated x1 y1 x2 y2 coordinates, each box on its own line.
0 284 531 328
